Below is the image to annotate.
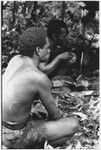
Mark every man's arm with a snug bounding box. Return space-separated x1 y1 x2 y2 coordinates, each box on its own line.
39 56 61 75
37 74 62 120
39 52 71 75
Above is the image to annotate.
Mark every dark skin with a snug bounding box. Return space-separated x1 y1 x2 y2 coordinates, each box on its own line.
3 37 79 147
39 27 76 78
39 51 75 75
3 37 60 122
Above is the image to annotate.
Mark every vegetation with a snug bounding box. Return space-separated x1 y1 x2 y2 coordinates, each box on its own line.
1 1 99 149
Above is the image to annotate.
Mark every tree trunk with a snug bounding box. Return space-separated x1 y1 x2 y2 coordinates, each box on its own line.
1 1 3 26
61 1 65 21
10 1 16 29
31 1 38 23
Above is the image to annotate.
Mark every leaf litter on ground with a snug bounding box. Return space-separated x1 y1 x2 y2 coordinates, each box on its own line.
31 75 99 149
44 75 100 149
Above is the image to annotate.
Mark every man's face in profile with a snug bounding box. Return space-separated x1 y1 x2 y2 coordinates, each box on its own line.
39 37 50 62
48 27 67 53
56 27 67 46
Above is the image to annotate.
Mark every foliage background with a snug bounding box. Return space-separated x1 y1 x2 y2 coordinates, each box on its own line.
2 1 99 74
1 1 100 149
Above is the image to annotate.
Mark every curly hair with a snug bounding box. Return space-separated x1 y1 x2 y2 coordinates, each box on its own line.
19 27 47 57
47 19 68 39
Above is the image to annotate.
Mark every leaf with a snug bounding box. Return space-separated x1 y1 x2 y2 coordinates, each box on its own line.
70 92 84 97
72 112 87 120
70 90 94 98
65 145 72 149
75 140 82 149
76 75 90 87
52 80 63 87
44 141 54 149
81 91 94 96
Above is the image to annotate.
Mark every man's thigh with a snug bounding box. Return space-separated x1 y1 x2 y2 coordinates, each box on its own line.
44 117 79 141
30 117 79 142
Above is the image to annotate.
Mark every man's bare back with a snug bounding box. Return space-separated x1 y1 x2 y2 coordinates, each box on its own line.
3 55 51 123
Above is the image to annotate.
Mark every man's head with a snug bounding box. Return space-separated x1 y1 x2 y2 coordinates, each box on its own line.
19 27 50 61
47 20 68 45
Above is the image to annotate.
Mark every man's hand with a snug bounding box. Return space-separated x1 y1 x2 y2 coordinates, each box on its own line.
58 52 76 63
68 52 77 63
58 52 70 60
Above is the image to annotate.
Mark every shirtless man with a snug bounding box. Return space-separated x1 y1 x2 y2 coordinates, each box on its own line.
39 20 76 78
2 27 79 149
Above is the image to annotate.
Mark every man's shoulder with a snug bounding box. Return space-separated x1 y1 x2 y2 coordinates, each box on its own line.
16 64 51 88
31 70 51 89
27 67 49 81
32 70 50 84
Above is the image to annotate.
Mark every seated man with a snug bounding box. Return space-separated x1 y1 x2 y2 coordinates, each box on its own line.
39 20 76 78
2 27 79 149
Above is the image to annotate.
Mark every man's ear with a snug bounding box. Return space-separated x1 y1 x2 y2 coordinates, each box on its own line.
36 47 41 56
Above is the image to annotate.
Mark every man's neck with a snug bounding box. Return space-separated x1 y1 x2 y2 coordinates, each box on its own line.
23 55 40 68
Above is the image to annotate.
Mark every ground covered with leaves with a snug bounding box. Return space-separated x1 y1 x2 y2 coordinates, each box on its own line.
32 74 100 149
2 1 99 149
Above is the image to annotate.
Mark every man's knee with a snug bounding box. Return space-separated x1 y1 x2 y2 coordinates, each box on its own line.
62 117 79 135
70 117 79 133
46 117 79 146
